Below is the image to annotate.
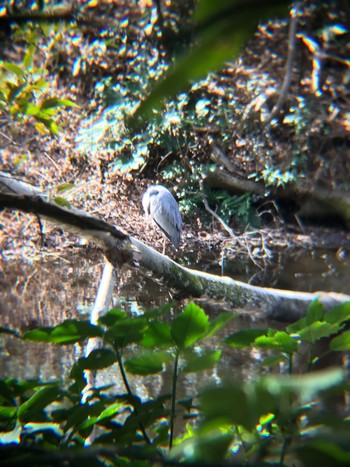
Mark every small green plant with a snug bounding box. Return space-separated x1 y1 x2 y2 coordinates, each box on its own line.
0 32 77 135
1 300 350 465
207 189 260 228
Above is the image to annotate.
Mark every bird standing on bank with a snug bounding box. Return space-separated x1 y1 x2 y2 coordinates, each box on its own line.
142 185 182 253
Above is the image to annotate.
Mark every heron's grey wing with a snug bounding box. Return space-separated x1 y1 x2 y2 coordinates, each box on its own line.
152 191 182 248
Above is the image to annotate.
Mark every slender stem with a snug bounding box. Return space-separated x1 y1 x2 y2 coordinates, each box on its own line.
280 435 291 464
169 348 180 450
288 353 293 375
115 346 152 446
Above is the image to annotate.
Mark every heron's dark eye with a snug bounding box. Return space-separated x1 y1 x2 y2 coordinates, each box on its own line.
150 190 159 197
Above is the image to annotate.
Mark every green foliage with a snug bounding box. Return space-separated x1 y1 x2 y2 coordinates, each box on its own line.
1 300 350 465
207 189 260 228
0 27 77 135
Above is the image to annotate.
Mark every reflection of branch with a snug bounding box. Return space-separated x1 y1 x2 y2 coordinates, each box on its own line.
1 172 349 322
263 4 299 126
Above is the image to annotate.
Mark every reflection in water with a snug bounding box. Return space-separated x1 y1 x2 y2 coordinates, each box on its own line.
0 246 348 399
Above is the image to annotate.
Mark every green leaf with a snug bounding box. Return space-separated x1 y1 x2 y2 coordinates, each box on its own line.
64 403 99 431
18 386 61 423
7 83 27 105
53 196 71 208
260 354 289 367
306 300 325 324
171 302 209 348
329 330 350 351
183 348 221 372
2 62 25 78
98 308 128 327
23 320 103 345
286 316 308 334
254 331 298 353
195 0 288 25
265 367 345 403
298 321 342 344
325 301 350 325
69 361 87 393
80 348 117 370
225 328 268 348
0 406 17 420
124 350 170 375
140 321 173 348
40 97 78 109
78 402 122 430
24 103 41 116
201 384 275 431
56 183 75 193
106 318 147 347
23 43 36 69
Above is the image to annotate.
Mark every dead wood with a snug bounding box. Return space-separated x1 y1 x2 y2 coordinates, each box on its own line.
204 165 350 228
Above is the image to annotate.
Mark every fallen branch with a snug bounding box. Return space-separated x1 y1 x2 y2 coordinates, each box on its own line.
1 172 349 322
204 168 350 228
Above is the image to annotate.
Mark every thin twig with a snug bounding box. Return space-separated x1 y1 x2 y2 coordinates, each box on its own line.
263 4 300 127
115 347 152 446
199 180 237 239
169 348 179 450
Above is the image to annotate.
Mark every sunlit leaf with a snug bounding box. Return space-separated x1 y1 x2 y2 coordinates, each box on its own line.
140 321 173 348
306 300 325 324
254 331 298 353
24 103 41 116
171 302 209 348
35 121 51 135
40 97 78 109
53 196 71 208
56 183 75 193
2 62 25 78
23 44 36 70
298 321 342 344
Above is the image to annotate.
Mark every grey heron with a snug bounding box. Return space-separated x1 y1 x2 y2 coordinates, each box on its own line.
142 185 182 252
